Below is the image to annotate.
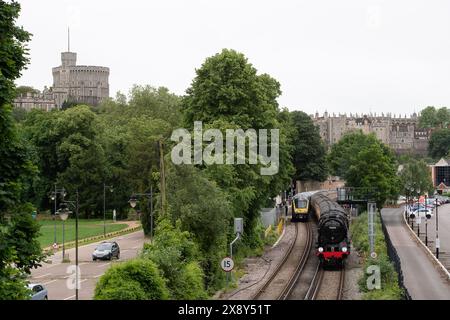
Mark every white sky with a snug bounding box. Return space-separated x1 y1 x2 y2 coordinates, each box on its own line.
15 0 450 116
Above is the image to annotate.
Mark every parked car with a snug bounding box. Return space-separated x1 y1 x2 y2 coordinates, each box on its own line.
410 208 433 219
28 283 48 300
92 241 120 261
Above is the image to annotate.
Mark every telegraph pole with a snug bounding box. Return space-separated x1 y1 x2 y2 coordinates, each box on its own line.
159 140 167 215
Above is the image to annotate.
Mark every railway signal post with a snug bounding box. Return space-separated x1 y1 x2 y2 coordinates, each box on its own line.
226 218 243 286
368 202 376 258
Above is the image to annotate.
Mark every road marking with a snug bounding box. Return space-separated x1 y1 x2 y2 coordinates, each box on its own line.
42 279 57 286
132 245 141 249
34 273 51 279
96 262 110 268
94 274 103 278
64 295 75 300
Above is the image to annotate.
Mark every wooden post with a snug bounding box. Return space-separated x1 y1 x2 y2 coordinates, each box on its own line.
159 140 167 215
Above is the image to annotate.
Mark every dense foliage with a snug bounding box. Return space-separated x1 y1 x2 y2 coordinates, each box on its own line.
327 131 400 207
399 158 434 196
287 111 328 182
351 212 404 300
428 128 450 160
418 106 450 129
94 258 169 300
0 1 45 300
182 49 294 249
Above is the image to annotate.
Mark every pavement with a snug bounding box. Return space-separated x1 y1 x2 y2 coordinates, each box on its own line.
381 207 450 299
28 229 147 300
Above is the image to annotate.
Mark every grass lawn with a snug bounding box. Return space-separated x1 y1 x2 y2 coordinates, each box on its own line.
38 219 128 248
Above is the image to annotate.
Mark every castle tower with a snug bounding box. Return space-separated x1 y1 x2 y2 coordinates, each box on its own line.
52 31 109 108
61 52 77 67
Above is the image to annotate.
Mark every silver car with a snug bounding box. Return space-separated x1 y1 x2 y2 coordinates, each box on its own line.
28 283 48 300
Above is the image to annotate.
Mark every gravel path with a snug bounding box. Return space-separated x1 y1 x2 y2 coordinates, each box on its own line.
219 222 297 300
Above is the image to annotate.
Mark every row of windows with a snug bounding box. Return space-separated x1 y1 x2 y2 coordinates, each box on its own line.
68 69 108 73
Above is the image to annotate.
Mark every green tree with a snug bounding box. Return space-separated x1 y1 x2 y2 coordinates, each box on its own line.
0 1 45 299
345 143 400 207
182 49 293 248
419 106 450 129
418 106 438 128
94 259 169 300
142 219 207 299
399 158 434 197
428 128 450 159
0 1 31 107
288 111 327 181
15 86 39 97
22 106 108 217
436 107 450 128
166 164 231 290
328 131 400 206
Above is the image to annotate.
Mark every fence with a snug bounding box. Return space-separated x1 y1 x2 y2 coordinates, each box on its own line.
380 213 412 300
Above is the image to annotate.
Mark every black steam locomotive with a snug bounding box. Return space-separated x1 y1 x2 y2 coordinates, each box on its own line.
311 192 350 267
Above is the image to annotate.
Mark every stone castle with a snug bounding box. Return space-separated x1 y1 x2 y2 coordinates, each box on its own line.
312 112 430 155
14 42 109 110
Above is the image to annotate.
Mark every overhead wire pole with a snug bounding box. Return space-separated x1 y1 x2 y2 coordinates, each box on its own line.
75 189 79 301
159 140 167 215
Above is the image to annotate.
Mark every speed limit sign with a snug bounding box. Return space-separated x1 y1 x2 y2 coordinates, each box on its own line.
220 257 234 272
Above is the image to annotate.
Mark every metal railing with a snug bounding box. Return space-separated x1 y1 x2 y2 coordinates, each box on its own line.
380 214 412 300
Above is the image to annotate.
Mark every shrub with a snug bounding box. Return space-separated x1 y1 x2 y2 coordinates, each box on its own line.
350 211 403 300
94 259 169 300
142 218 207 299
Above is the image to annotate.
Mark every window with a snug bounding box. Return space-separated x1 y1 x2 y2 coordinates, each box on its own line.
33 285 43 293
435 166 450 186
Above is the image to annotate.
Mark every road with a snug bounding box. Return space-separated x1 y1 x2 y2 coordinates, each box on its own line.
29 230 147 300
381 207 450 299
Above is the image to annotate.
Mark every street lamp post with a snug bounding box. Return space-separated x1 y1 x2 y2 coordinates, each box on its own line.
58 190 79 300
425 194 428 246
129 186 153 241
57 203 69 262
436 198 440 259
50 186 66 247
103 183 113 238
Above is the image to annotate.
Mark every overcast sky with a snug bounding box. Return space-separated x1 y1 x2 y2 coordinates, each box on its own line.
15 0 450 116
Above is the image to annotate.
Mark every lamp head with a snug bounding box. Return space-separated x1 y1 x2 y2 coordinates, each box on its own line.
129 196 137 208
57 203 71 221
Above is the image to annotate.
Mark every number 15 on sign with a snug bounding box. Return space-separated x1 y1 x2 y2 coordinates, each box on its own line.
221 257 234 272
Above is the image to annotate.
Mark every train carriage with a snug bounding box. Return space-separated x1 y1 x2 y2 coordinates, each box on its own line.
291 192 315 222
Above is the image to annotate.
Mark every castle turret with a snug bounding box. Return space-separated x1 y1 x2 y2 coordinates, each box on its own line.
61 52 77 67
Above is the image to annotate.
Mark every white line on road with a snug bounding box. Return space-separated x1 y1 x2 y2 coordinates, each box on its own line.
94 274 103 278
34 273 51 279
42 279 57 286
64 295 75 300
96 262 110 268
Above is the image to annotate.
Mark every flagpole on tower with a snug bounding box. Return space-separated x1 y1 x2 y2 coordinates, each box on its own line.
68 27 70 52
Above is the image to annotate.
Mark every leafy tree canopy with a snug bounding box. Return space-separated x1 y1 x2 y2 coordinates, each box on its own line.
418 106 450 128
327 131 400 206
428 128 450 159
288 110 328 182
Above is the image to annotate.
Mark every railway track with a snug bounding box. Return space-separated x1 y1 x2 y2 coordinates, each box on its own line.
252 222 313 300
305 265 345 300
